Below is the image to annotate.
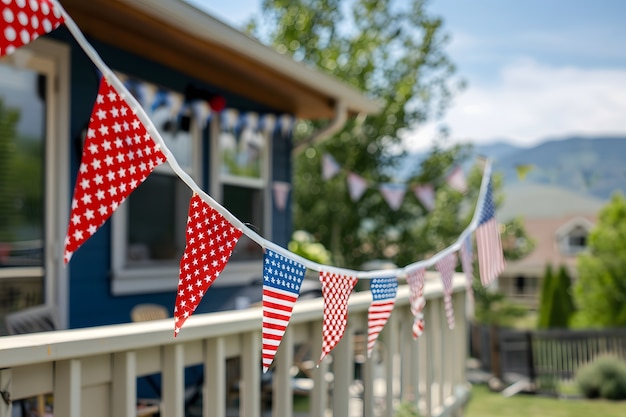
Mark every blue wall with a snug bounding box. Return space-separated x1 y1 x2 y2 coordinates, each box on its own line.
51 29 293 328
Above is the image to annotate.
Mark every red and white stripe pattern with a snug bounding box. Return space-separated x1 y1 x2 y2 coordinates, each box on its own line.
318 271 357 363
435 253 457 329
261 248 307 372
460 235 475 304
64 77 165 263
476 179 506 286
406 267 426 339
1 0 64 57
367 277 397 357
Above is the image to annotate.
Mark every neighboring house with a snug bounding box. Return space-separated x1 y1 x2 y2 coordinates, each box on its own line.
496 183 606 309
0 0 379 334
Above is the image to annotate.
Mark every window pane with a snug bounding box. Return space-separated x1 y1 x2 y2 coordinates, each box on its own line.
0 64 45 268
126 173 191 266
223 184 263 261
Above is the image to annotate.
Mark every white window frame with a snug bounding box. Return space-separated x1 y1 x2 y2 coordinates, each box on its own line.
0 39 71 328
209 115 273 286
110 79 202 295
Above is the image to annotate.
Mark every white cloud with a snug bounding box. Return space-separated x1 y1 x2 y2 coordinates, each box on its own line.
403 59 626 152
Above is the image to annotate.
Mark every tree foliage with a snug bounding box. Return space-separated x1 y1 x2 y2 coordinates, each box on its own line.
538 264 576 329
573 192 626 327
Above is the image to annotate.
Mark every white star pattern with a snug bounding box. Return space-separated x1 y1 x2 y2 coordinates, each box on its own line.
318 271 357 363
64 78 165 263
174 195 242 336
0 0 64 58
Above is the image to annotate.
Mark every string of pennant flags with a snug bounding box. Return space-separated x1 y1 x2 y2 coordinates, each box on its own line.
1 0 506 372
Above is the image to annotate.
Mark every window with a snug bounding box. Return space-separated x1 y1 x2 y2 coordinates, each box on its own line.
0 39 70 329
564 225 588 255
209 111 272 285
111 76 199 295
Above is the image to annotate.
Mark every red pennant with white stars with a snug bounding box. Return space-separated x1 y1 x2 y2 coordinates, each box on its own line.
1 0 64 57
64 77 165 263
318 271 357 363
174 194 242 336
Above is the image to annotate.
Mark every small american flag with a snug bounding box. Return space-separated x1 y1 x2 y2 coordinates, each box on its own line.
367 277 397 357
174 195 242 335
64 77 165 263
1 0 64 57
406 267 426 339
435 253 457 329
261 249 307 372
476 178 506 286
318 271 357 363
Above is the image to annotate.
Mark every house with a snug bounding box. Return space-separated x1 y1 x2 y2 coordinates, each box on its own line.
0 0 379 334
496 183 606 308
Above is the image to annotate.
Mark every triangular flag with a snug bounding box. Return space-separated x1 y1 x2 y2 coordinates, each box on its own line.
476 178 506 286
406 268 426 339
272 181 291 212
346 172 368 201
435 253 457 329
318 271 357 363
174 195 242 335
261 249 307 372
321 153 341 180
413 184 436 211
379 183 407 211
460 235 474 302
0 0 64 57
446 166 467 193
367 277 397 357
64 77 166 263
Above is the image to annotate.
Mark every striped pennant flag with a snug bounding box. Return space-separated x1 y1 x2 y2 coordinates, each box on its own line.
261 248 307 373
476 178 506 286
435 253 457 329
406 267 426 339
460 235 475 303
367 277 398 357
318 271 358 363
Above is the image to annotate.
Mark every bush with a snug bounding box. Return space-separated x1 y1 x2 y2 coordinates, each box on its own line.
576 355 626 400
395 401 422 417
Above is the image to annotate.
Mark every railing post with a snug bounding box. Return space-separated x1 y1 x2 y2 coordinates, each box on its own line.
205 337 225 417
162 344 185 417
332 326 353 417
54 359 81 417
0 369 11 417
273 327 294 417
383 311 398 417
362 348 375 417
112 351 137 417
311 321 329 417
241 331 261 417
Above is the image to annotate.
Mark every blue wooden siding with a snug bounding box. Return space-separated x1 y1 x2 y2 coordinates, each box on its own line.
50 29 293 328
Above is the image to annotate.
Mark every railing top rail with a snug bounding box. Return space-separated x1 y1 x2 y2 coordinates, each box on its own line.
0 274 465 368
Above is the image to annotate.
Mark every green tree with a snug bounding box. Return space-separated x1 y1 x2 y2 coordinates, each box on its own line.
249 0 463 269
0 98 21 241
573 192 626 327
537 264 555 329
538 264 576 329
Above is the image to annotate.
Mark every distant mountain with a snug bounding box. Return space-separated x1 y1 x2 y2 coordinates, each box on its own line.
397 136 626 200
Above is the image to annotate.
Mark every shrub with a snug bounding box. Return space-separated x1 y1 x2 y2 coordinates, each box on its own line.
395 401 422 417
576 355 626 400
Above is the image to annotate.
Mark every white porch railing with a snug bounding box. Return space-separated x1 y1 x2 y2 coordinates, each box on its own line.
0 274 470 417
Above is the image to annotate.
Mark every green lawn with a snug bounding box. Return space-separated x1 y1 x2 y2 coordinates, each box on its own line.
466 384 626 417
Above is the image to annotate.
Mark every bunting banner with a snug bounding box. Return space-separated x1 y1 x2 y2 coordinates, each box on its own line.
272 181 291 211
379 183 407 211
322 153 341 180
435 253 457 329
407 268 426 339
64 77 166 263
261 249 307 372
460 235 474 303
413 184 436 211
347 172 368 201
446 166 467 193
476 177 506 286
0 0 64 57
367 277 398 357
174 194 242 335
318 271 358 363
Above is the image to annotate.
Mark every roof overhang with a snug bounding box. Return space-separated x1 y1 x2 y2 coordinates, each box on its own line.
60 0 380 120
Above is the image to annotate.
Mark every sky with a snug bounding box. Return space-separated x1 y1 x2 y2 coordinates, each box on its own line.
190 0 626 152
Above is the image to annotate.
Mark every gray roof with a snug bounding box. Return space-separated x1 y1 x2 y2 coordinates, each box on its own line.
497 183 606 221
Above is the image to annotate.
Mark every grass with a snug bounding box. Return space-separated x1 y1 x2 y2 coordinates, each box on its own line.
466 384 626 417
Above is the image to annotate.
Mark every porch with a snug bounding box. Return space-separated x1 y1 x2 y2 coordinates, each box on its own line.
0 275 470 417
